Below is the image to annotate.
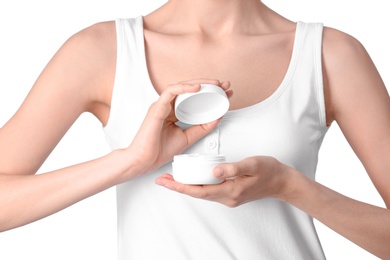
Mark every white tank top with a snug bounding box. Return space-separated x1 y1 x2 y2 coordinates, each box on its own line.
104 16 328 260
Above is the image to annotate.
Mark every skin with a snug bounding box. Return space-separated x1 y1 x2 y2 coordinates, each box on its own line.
0 0 389 258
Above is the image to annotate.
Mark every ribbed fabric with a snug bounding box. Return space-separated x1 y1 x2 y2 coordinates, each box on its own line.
104 16 328 260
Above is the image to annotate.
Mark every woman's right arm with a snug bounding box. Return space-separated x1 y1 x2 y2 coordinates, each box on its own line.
0 21 128 231
0 20 226 231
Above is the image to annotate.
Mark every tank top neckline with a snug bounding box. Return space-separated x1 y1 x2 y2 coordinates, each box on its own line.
134 16 305 119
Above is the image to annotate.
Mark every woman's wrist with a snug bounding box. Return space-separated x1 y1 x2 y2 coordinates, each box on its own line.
106 148 144 185
272 164 308 204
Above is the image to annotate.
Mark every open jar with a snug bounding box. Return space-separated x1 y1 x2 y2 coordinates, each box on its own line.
172 154 226 185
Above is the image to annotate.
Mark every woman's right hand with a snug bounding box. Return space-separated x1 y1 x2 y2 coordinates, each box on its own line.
123 79 232 179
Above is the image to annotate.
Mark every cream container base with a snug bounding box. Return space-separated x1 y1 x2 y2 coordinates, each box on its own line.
172 154 226 185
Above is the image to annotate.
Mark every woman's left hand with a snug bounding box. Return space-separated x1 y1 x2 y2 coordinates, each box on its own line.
155 156 295 207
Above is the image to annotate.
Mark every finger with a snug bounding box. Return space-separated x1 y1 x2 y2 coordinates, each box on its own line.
179 79 232 93
156 173 174 181
155 174 232 200
214 157 260 179
148 84 201 120
225 89 234 99
159 83 201 107
178 78 221 86
213 162 242 179
220 81 231 91
183 118 220 147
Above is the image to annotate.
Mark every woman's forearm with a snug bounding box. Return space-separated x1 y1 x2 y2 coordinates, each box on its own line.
282 169 390 259
0 149 135 232
0 80 225 232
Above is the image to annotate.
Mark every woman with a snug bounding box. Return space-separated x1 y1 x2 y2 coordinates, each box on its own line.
0 0 389 259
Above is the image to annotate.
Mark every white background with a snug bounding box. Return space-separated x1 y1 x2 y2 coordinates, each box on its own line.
0 1 388 259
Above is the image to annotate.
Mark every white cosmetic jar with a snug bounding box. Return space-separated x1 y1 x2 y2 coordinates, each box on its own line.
172 154 226 185
175 84 229 125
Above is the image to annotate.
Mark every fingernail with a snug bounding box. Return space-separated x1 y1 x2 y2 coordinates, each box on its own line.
213 167 224 178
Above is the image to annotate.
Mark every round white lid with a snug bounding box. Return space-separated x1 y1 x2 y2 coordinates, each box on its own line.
175 84 229 125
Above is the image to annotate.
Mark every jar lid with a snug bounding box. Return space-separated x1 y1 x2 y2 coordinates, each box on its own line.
175 84 229 125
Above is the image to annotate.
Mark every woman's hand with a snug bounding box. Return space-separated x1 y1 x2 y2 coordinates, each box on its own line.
125 79 232 177
155 156 295 207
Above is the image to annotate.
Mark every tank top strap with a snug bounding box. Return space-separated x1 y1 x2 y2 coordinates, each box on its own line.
291 21 327 131
104 17 156 150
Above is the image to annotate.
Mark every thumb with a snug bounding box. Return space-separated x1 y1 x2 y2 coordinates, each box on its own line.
213 162 241 179
184 119 220 147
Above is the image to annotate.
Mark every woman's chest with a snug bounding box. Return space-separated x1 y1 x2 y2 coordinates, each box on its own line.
144 31 295 110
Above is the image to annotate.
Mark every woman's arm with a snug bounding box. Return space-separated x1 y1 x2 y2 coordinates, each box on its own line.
0 21 117 177
321 27 390 207
0 18 227 231
0 21 121 231
156 28 390 258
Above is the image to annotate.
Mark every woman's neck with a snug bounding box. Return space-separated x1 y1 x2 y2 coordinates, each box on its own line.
144 0 277 36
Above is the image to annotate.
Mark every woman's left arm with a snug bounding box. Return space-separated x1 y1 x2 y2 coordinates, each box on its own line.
156 27 390 258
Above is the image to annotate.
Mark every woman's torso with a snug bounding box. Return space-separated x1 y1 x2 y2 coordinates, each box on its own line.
103 15 328 259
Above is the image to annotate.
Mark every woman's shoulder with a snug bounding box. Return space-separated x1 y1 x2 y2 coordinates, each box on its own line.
322 26 368 71
56 21 117 73
68 21 117 54
321 25 383 124
57 21 118 124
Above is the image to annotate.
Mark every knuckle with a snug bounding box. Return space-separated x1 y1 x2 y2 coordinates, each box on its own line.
231 186 244 201
233 164 240 176
240 156 262 173
150 100 159 108
223 184 243 208
224 163 239 178
148 101 167 118
245 156 260 168
147 101 159 113
225 199 240 208
164 88 177 98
